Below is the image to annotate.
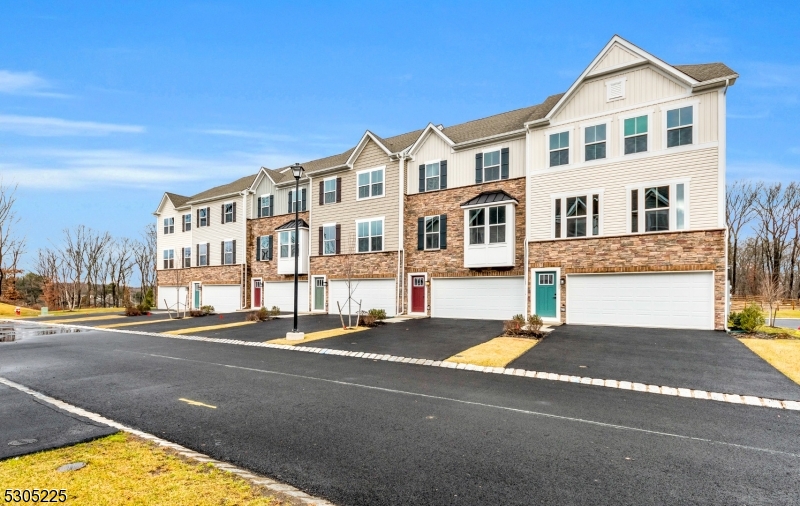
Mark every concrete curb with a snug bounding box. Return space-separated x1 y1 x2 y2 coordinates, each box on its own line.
7 319 800 411
0 376 335 506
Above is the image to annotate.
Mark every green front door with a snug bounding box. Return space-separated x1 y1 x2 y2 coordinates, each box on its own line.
314 277 325 311
193 283 201 309
535 272 557 318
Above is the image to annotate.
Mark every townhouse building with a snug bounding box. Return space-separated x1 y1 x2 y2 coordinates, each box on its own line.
154 35 736 330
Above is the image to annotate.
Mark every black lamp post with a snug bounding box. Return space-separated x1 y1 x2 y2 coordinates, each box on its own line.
287 163 305 340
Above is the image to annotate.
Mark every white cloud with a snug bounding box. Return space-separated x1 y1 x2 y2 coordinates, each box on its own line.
197 128 295 142
0 114 145 136
0 70 69 98
727 161 800 182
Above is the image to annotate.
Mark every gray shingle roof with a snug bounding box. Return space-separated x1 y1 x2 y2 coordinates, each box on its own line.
373 129 426 153
673 63 738 83
461 190 518 207
186 173 258 203
275 218 309 230
165 192 190 208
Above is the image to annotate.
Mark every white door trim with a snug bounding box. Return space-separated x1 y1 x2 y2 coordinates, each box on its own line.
251 278 263 309
530 267 562 324
407 272 428 315
192 281 202 310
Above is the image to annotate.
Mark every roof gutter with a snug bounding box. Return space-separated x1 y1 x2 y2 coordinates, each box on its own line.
452 129 526 151
691 74 738 92
185 191 243 206
524 118 550 130
306 163 350 177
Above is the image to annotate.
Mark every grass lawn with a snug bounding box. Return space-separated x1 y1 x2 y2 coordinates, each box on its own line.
46 307 126 317
446 337 538 368
739 338 800 385
775 309 800 318
0 433 281 505
756 325 800 339
0 302 38 317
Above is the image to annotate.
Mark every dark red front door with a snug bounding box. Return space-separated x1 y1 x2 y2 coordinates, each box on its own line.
411 276 425 313
253 280 262 308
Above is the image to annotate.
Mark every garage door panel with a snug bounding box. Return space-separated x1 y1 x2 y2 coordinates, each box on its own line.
157 286 188 310
203 285 241 313
329 279 395 316
567 272 714 330
432 277 524 320
264 282 309 313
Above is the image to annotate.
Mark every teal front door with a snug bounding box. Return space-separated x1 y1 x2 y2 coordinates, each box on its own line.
534 272 557 318
193 283 201 309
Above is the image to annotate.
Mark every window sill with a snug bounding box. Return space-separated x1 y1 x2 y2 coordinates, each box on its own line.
356 194 385 202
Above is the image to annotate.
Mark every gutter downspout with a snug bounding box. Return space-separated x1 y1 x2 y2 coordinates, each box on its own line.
241 190 248 310
397 154 405 315
307 175 314 312
722 78 730 331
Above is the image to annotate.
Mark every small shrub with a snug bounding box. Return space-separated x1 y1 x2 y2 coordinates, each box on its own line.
137 302 151 313
359 314 377 327
201 305 215 315
189 309 206 317
727 311 742 330
527 314 543 334
245 311 261 322
367 308 387 321
268 306 280 316
739 303 765 333
257 306 269 320
125 306 142 317
504 314 526 336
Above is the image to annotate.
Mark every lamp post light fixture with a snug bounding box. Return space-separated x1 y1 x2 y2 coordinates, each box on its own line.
286 163 305 341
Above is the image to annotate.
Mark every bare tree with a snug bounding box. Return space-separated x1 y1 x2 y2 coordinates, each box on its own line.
726 180 760 295
761 275 785 327
754 183 800 284
0 181 21 299
134 223 157 303
36 249 64 309
335 232 361 328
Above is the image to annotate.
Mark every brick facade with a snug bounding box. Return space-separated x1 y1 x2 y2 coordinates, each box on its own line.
402 177 527 315
308 252 399 313
527 229 727 330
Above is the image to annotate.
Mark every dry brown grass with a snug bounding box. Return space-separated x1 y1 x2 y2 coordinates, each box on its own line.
740 338 800 385
446 337 538 368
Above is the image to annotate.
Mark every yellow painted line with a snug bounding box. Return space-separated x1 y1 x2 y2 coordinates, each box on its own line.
163 321 255 335
98 317 193 329
445 337 538 368
267 326 369 346
179 398 217 409
42 314 126 324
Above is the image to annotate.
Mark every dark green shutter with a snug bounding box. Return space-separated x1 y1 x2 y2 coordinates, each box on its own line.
440 160 447 189
267 235 273 261
232 202 237 222
501 147 509 179
269 195 274 216
257 197 262 218
301 188 307 211
288 191 293 213
418 164 425 192
417 217 424 250
440 214 447 249
475 153 483 183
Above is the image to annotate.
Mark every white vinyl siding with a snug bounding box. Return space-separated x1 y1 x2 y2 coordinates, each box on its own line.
192 200 245 266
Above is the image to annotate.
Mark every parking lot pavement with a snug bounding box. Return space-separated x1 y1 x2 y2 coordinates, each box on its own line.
296 317 504 361
0 383 117 459
509 325 800 400
202 314 345 341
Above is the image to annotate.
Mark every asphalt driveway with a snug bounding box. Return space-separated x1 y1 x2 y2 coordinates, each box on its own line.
296 317 504 361
509 325 800 400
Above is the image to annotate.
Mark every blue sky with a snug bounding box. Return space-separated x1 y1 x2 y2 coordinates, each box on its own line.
2 1 798 270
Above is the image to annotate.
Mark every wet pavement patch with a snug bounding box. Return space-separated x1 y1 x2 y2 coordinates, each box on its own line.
0 322 83 343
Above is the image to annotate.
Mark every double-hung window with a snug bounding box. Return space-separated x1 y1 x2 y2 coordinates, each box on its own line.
163 249 174 269
469 206 506 244
259 195 271 217
163 217 174 234
323 225 337 255
198 243 208 266
183 214 191 232
223 203 234 223
629 183 687 233
259 236 271 261
424 216 440 250
279 231 295 258
323 179 337 204
288 189 306 213
357 218 383 252
198 208 208 227
554 194 601 238
483 150 501 181
584 125 606 161
183 247 191 268
223 240 234 265
549 132 569 167
667 106 693 147
624 115 648 154
357 168 384 199
425 162 440 191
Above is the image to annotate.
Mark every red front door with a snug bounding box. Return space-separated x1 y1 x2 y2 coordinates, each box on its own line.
253 280 262 308
411 276 425 313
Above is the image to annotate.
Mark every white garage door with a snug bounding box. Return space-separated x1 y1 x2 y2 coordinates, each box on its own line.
329 279 395 316
567 272 715 330
264 281 309 313
202 285 241 314
157 286 188 310
432 277 524 320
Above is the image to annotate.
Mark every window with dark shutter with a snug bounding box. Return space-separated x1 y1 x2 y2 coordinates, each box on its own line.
318 227 323 256
288 190 293 214
232 240 237 264
257 197 262 218
336 177 342 203
301 188 307 211
440 160 448 189
221 205 224 224
418 165 425 193
319 181 324 206
268 196 274 216
417 217 424 250
500 148 509 180
220 241 224 263
335 224 341 254
267 235 273 261
196 244 200 266
232 202 237 222
475 153 483 184
440 214 447 249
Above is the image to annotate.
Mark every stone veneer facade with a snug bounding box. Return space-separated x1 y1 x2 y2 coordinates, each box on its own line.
402 177 527 315
527 229 727 330
308 252 400 313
